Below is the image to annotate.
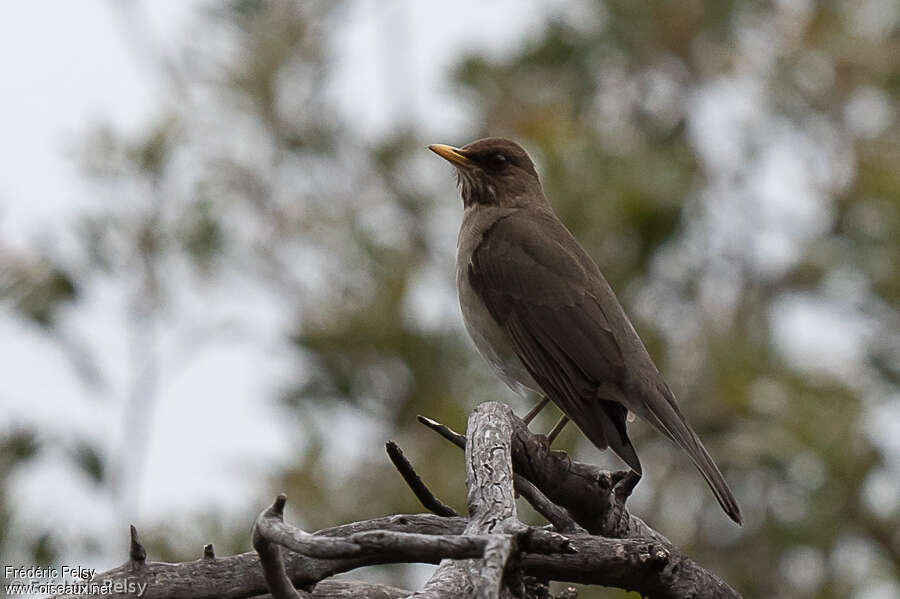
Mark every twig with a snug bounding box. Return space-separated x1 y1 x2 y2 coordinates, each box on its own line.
513 475 584 534
385 441 459 517
129 525 146 565
252 495 310 599
417 414 466 448
254 494 363 558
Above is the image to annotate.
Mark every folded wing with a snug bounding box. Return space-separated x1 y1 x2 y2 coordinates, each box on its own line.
468 208 742 524
468 209 640 473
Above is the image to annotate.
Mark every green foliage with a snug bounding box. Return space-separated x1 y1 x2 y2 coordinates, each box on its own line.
72 442 105 485
0 258 77 328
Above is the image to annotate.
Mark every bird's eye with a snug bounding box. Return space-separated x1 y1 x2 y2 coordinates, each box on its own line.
487 153 508 171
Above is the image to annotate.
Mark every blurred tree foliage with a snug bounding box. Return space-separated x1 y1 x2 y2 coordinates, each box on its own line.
1 1 898 598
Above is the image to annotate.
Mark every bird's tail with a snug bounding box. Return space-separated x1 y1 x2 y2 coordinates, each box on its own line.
641 388 743 525
678 424 743 525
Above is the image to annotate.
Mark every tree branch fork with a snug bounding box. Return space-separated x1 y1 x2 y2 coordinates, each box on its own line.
47 401 741 599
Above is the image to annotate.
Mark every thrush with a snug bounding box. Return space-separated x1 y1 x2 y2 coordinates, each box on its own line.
429 137 742 524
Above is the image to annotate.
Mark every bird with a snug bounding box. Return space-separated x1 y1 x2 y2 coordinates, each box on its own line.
429 137 742 525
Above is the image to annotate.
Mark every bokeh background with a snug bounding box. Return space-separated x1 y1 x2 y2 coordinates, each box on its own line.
1 1 898 598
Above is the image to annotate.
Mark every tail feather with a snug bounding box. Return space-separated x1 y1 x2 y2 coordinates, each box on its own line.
574 399 642 475
640 389 742 525
598 400 642 475
680 426 742 524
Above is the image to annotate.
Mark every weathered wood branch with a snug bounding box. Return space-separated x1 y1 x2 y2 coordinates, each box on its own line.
47 401 740 599
385 440 459 517
421 408 667 541
252 494 310 599
47 515 462 599
416 403 737 598
416 413 584 534
412 402 553 599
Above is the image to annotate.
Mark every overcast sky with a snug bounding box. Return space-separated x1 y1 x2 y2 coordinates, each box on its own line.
0 0 565 570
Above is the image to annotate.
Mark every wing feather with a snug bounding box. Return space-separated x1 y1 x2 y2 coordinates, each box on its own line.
469 210 640 472
468 208 741 523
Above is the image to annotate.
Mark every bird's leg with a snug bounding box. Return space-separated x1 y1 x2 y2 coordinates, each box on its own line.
522 396 550 425
546 414 570 445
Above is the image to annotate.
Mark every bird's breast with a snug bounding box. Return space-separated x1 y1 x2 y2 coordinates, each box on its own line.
456 212 540 397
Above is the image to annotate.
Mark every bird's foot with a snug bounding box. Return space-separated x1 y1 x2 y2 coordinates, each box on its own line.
611 469 641 501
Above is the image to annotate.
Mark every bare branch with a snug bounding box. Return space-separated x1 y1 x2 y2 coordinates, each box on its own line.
506 416 667 541
417 414 466 448
305 580 409 598
413 404 738 597
512 475 584 534
348 530 485 559
417 402 523 599
254 494 363 559
522 533 738 599
385 440 459 517
129 525 146 565
48 511 735 599
49 515 464 599
419 408 666 541
347 528 570 560
477 535 514 599
50 403 739 599
254 494 570 566
252 494 310 599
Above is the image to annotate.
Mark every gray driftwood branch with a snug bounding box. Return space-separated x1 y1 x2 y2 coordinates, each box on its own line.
46 401 740 599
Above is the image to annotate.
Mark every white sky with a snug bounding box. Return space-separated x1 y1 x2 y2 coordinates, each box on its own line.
0 1 187 245
0 0 558 569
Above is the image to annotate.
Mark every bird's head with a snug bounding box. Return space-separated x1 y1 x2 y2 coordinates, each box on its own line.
428 137 544 209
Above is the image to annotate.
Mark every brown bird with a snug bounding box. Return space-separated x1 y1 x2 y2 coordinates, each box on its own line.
429 137 742 524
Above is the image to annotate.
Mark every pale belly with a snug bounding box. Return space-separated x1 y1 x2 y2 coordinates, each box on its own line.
456 257 541 398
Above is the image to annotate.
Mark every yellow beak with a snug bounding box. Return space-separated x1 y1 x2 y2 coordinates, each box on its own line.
428 144 475 168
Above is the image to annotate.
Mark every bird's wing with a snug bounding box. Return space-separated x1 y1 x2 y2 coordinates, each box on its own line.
468 209 641 473
469 208 743 524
